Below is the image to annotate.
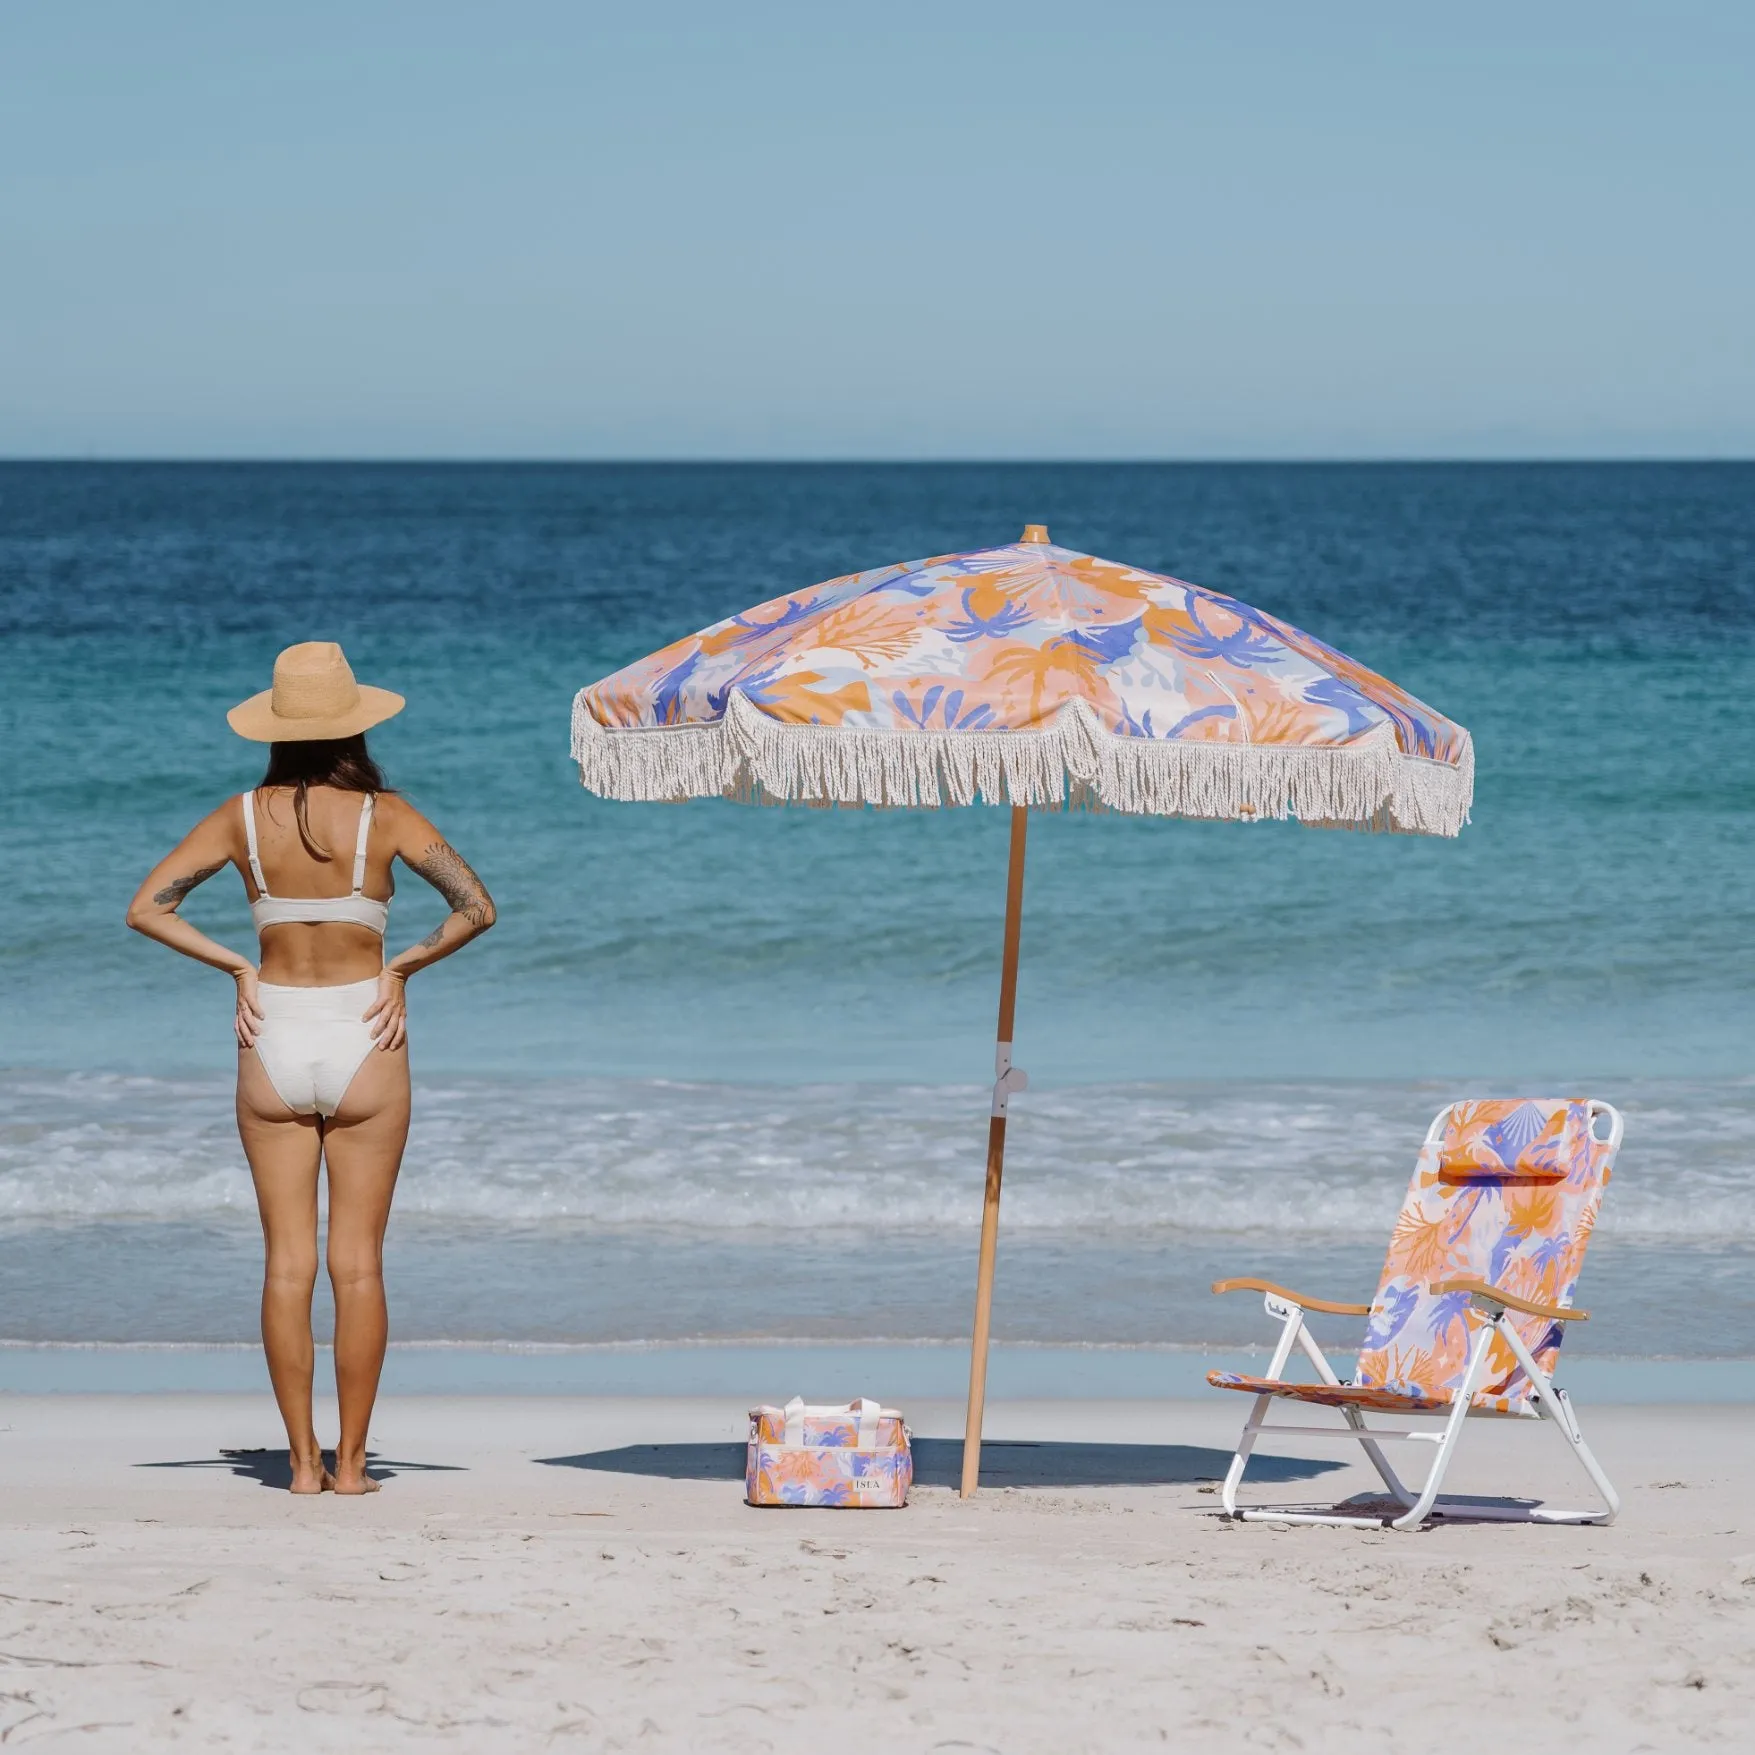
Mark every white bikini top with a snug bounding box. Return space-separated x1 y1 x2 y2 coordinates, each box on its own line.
243 790 390 937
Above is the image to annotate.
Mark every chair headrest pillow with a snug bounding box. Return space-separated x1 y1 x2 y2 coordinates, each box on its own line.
1435 1099 1585 1182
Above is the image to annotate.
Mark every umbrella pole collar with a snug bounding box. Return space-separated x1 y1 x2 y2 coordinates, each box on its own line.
992 1043 1029 1118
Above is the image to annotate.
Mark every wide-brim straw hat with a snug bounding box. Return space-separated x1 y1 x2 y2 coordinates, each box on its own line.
227 641 405 743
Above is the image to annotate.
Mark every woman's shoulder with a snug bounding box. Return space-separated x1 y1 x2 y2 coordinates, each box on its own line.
174 794 249 855
372 790 438 842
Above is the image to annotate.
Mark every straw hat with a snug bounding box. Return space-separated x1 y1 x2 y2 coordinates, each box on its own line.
227 642 405 743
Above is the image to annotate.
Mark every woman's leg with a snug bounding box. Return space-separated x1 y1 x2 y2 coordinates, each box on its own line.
236 1050 328 1493
321 1041 411 1494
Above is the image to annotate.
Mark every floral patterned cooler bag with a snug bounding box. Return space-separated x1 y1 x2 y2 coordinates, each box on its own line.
746 1397 913 1508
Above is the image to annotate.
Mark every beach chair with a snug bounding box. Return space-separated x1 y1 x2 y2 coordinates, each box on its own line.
1207 1098 1624 1530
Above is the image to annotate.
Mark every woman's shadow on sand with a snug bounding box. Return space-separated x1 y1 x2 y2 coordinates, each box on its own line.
537 1439 1341 1489
139 1449 466 1490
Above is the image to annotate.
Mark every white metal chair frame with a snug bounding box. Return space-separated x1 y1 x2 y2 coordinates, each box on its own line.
1216 1100 1624 1531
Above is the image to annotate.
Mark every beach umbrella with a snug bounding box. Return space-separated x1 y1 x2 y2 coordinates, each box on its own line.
572 525 1473 1495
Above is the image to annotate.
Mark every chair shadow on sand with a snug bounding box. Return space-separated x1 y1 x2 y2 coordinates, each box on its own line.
138 1449 467 1490
536 1438 1344 1490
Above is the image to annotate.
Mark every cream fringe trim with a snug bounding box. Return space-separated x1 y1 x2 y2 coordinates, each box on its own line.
571 691 1474 837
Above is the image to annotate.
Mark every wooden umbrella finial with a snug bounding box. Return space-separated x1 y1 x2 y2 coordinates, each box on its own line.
1020 524 1050 544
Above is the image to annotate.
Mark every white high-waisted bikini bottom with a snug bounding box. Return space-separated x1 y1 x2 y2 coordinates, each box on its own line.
252 978 379 1118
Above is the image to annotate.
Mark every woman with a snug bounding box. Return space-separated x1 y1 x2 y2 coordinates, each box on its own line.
126 642 495 1494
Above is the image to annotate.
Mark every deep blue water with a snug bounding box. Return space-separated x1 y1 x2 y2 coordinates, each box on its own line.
4 461 1752 1084
1 463 1751 1350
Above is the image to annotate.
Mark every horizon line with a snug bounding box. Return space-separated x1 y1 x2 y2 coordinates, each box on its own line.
3 454 1753 468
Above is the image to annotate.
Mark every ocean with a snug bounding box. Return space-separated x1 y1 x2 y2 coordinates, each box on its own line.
2 463 1752 1377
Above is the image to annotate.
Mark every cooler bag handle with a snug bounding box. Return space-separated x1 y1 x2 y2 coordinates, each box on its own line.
782 1397 884 1448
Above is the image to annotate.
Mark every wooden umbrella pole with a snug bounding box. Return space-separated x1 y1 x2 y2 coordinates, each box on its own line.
960 805 1030 1499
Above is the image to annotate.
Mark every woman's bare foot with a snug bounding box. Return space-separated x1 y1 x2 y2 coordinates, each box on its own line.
331 1449 380 1495
288 1446 334 1495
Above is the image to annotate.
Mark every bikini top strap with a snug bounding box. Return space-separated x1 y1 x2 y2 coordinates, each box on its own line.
350 794 375 896
242 791 269 896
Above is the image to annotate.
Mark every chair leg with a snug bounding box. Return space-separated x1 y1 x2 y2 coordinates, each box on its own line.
1342 1405 1417 1507
1542 1389 1620 1523
1499 1319 1621 1525
1389 1323 1495 1531
1220 1393 1272 1516
1220 1305 1309 1516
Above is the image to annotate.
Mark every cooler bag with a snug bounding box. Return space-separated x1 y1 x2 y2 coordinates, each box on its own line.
745 1397 913 1507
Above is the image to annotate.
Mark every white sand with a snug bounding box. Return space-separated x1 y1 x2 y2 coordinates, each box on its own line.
2 1393 1752 1751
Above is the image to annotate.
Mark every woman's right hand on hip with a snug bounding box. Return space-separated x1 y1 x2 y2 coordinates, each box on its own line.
233 966 264 1049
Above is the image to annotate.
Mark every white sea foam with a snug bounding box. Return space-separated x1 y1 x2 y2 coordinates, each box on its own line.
1 1069 1749 1241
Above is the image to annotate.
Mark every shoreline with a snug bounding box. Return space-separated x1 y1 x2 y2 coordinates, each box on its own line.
5 1339 1753 1402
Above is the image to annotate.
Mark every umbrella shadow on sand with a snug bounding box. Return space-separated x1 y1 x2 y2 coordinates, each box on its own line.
537 1439 1343 1490
139 1449 467 1490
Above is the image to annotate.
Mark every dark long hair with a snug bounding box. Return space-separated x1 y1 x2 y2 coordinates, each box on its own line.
259 734 391 861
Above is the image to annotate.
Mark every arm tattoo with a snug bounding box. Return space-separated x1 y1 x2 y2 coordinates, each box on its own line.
415 923 448 950
410 842 493 928
152 861 226 908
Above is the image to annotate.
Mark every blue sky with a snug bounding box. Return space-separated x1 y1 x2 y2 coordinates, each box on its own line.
3 3 1750 458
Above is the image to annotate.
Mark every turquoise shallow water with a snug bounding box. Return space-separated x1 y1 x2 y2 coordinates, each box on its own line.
1 463 1751 1355
5 1343 1751 1405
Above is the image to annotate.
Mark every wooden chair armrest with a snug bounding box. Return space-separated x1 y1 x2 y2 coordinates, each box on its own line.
1429 1278 1588 1322
1210 1276 1372 1316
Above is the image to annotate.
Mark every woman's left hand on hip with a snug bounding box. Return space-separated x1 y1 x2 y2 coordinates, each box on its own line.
363 969 408 1052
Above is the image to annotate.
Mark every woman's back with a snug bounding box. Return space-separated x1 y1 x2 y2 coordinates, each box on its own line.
244 785 399 987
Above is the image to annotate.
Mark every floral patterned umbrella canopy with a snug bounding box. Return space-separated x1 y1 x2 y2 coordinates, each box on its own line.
572 527 1474 1493
574 525 1471 833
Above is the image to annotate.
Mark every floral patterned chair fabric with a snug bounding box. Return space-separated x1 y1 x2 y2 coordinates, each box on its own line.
1211 1099 1605 1416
